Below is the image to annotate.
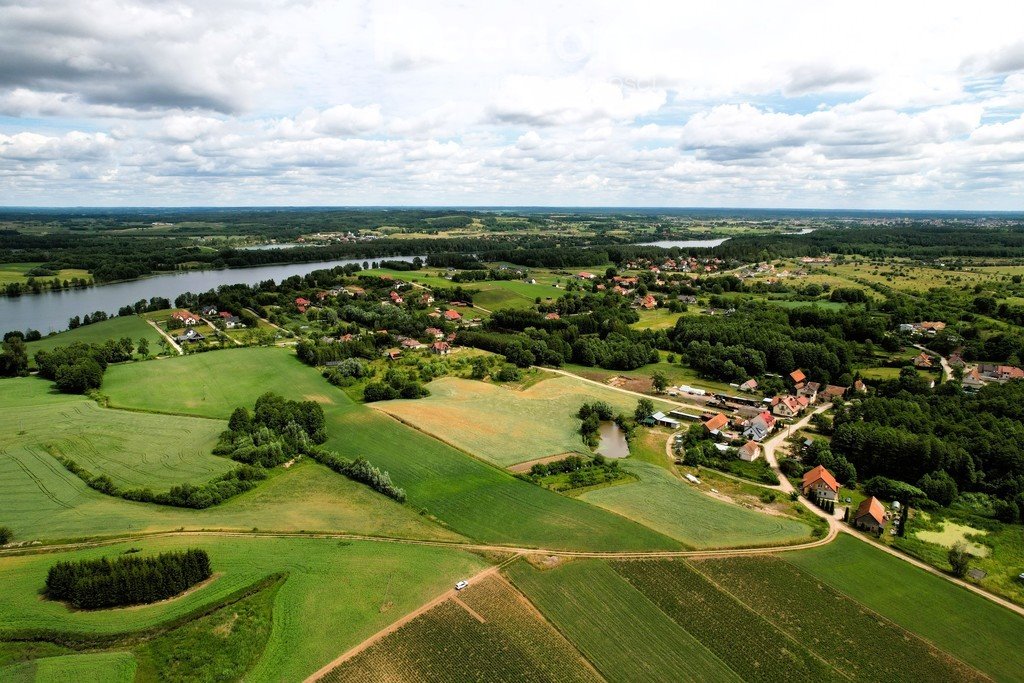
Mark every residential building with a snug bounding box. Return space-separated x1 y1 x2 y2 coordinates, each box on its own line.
431 341 451 355
738 440 761 462
801 465 840 502
703 412 729 433
738 378 758 392
171 310 201 326
853 497 886 533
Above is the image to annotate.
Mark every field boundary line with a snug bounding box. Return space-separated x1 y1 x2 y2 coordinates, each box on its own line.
451 595 486 623
303 563 505 682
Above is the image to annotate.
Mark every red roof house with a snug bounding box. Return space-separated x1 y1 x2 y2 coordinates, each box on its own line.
295 297 311 313
443 309 462 321
802 465 839 501
703 413 729 433
853 496 886 533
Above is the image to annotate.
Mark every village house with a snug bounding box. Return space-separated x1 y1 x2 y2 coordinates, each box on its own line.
545 312 561 320
576 272 596 280
635 294 657 310
200 305 218 317
420 293 434 305
400 338 425 350
677 295 698 304
821 384 847 402
218 311 243 329
913 352 934 369
853 496 886 533
425 327 444 339
389 291 403 304
295 297 311 313
703 412 729 434
789 369 807 388
443 309 462 321
798 381 820 402
802 465 840 502
772 395 808 418
962 367 986 390
384 348 402 361
738 440 761 462
431 341 451 355
345 286 366 297
174 328 205 344
742 411 776 442
853 379 868 393
170 310 201 326
739 378 758 392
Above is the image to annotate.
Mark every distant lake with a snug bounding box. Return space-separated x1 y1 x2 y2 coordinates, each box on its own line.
635 237 730 248
0 255 422 335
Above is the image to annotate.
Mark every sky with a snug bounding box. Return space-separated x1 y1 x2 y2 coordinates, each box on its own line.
1 0 1023 209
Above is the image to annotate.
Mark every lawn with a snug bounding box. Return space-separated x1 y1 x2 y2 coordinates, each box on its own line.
693 555 987 682
24 652 136 683
100 348 682 551
323 574 598 683
0 376 232 491
372 374 672 467
786 534 1024 683
0 535 490 682
506 559 739 682
580 460 811 549
26 315 165 362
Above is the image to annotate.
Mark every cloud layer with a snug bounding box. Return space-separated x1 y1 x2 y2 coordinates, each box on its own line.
1 0 1023 208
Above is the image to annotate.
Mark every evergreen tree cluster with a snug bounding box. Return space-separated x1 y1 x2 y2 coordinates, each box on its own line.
45 549 212 609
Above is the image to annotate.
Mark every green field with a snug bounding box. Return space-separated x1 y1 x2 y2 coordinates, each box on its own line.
26 316 164 359
373 375 672 467
0 262 90 288
100 347 682 551
580 460 811 549
324 574 597 682
694 555 987 681
787 534 1024 682
18 652 137 683
362 269 560 311
506 559 739 682
0 535 490 682
1 376 232 490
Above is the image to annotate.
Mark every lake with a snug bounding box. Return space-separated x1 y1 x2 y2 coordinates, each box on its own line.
635 237 730 248
0 255 422 334
595 422 630 459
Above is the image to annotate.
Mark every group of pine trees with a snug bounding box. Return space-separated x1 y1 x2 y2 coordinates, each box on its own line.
45 549 212 609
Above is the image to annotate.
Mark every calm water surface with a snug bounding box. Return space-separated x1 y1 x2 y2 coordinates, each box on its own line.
595 421 630 459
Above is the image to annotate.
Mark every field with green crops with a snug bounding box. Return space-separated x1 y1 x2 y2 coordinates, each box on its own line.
506 559 739 682
612 559 838 682
324 574 597 683
100 348 682 551
787 534 1024 683
580 460 812 549
373 374 672 466
26 315 164 359
692 555 987 681
1 376 232 490
0 535 490 682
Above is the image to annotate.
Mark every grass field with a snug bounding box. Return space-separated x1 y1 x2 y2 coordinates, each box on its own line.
100 347 682 551
786 534 1024 683
324 574 598 683
506 559 739 682
1 376 232 491
25 316 165 363
362 269 560 311
372 375 671 467
0 535 490 682
22 652 137 683
694 555 987 681
0 262 90 287
580 460 811 549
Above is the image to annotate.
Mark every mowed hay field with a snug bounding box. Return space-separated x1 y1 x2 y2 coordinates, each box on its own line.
0 535 490 682
8 652 137 683
26 315 164 360
0 376 232 490
102 348 682 551
505 559 740 683
373 375 672 467
787 534 1024 683
580 460 811 549
323 574 599 683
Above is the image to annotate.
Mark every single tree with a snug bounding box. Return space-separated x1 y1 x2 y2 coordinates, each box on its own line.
948 541 971 578
137 337 150 357
651 371 669 393
634 398 655 422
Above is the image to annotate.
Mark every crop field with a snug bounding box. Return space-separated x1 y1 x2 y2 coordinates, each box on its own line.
25 315 164 361
0 535 490 682
1 376 231 491
612 559 838 682
372 374 670 466
580 460 811 549
825 261 998 293
323 574 598 683
11 652 138 683
505 559 739 682
786 534 1024 683
693 555 987 681
101 348 681 551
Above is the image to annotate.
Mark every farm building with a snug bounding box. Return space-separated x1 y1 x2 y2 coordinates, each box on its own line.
822 384 846 401
738 441 761 462
431 341 451 355
853 496 886 533
650 412 681 428
802 465 839 502
789 369 806 386
738 379 758 392
444 309 462 321
703 412 729 434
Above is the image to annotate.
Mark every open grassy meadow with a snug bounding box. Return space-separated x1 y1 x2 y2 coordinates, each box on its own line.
323 574 598 683
0 535 490 682
580 460 812 549
100 347 682 551
786 534 1024 683
0 262 90 287
25 315 165 362
372 374 672 467
506 559 739 683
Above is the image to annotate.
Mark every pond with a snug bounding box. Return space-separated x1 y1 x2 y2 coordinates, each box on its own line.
595 421 630 459
0 254 423 335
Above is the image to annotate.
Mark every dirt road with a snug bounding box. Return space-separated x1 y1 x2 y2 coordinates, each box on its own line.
541 366 707 415
147 319 183 355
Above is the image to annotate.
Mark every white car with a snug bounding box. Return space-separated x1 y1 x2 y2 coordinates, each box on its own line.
455 580 469 591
